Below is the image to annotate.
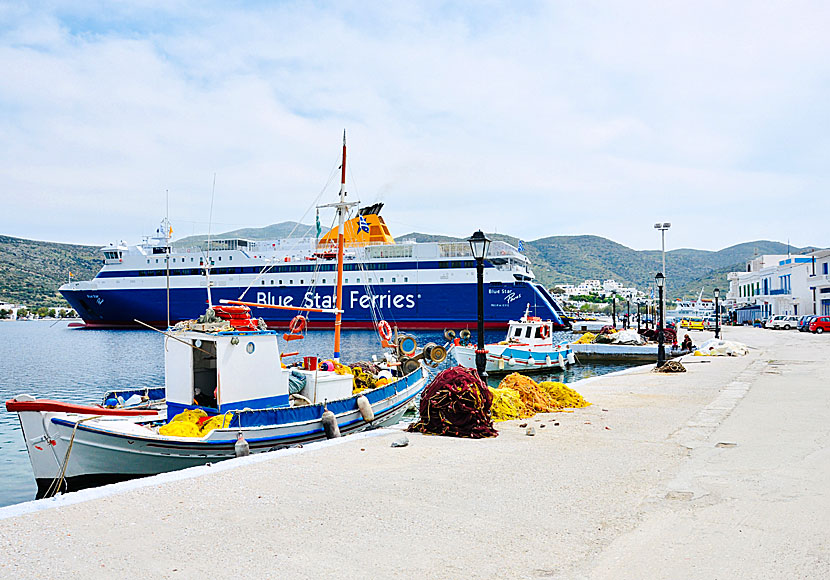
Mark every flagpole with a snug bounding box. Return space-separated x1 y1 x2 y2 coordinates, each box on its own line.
333 131 347 361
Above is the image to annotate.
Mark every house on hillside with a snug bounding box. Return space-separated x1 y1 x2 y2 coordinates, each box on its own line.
727 250 830 318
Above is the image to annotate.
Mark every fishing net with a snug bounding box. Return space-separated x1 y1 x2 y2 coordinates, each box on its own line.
653 360 686 373
573 332 597 344
407 367 498 438
489 374 591 422
158 409 234 437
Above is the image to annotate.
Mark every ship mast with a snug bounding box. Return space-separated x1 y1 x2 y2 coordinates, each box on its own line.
334 131 347 360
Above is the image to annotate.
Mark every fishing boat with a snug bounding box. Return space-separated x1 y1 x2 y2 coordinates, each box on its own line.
6 135 434 497
450 305 575 374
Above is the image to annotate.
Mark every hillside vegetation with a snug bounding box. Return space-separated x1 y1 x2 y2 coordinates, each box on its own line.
0 235 100 307
0 224 816 308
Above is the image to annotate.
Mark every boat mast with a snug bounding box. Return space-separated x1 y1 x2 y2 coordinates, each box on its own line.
334 131 347 360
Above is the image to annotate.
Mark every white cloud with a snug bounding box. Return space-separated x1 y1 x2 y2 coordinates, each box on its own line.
0 0 828 252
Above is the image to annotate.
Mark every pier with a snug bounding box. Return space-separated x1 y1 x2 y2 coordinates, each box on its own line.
1 326 828 579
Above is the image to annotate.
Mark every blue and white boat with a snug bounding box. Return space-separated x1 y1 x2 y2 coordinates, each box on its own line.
59 211 568 330
451 305 575 374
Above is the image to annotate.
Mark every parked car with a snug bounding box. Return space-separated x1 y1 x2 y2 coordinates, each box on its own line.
798 316 816 332
703 316 718 330
765 315 800 330
680 317 705 331
809 316 830 334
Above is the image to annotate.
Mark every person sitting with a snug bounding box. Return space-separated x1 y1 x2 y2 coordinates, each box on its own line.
681 334 694 351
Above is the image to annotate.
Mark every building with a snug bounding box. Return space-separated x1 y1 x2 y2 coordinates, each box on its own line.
727 250 830 318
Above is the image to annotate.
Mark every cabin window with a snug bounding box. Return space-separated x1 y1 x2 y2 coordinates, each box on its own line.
404 277 409 283
229 256 232 261
289 279 293 284
513 327 523 338
345 278 348 283
155 259 159 263
192 340 218 409
380 277 384 282
525 327 532 338
279 280 283 285
356 278 360 283
300 279 304 284
392 277 396 282
535 326 545 339
191 258 194 262
270 279 274 285
261 280 265 285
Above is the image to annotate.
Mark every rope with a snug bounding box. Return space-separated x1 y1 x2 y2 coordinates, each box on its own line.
45 415 101 498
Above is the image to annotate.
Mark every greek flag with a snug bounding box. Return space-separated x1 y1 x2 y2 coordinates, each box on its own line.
358 215 370 233
517 240 524 253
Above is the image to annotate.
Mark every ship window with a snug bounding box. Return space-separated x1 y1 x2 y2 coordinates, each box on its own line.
279 280 283 285
191 258 194 262
300 280 304 284
513 327 522 337
147 259 150 264
356 278 360 283
289 280 293 284
525 328 532 338
345 278 348 283
229 256 232 261
218 256 221 261
380 278 384 282
404 277 408 282
155 259 159 263
270 280 274 285
535 327 545 339
392 277 396 282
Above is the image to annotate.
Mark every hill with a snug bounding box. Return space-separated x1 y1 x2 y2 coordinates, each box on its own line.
0 235 100 307
173 221 314 248
0 227 818 309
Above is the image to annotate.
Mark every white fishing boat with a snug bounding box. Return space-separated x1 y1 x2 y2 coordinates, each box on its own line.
6 134 435 497
450 305 575 374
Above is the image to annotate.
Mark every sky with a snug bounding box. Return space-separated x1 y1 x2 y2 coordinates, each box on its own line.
1 1 828 252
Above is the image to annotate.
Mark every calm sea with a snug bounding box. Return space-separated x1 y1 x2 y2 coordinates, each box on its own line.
0 321 639 508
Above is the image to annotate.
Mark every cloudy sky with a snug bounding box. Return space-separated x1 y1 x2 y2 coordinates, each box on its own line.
1 1 828 252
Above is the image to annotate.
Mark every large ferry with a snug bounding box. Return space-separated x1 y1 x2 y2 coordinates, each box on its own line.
60 204 569 330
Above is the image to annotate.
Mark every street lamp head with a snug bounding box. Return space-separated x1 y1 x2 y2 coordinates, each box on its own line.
663 222 671 229
655 272 665 288
714 288 720 298
654 222 671 230
467 230 491 260
653 223 661 229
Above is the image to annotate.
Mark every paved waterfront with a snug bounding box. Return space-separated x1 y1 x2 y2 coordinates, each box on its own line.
1 327 828 579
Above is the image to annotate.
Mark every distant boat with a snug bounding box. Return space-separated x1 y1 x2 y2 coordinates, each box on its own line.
450 305 575 374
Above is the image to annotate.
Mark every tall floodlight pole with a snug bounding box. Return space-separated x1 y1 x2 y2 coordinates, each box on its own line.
654 222 671 323
611 290 617 329
468 230 491 379
656 273 666 368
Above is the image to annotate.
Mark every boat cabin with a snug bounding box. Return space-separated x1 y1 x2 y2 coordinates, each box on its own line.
504 305 555 345
164 325 354 419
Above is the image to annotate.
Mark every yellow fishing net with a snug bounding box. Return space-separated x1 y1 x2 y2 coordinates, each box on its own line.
573 332 597 344
158 409 234 438
489 374 590 422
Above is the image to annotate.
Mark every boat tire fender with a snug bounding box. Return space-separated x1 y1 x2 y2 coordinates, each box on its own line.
443 329 456 341
459 329 471 341
321 409 341 439
356 395 375 422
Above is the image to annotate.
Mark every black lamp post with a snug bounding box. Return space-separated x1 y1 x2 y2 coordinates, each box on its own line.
656 272 666 368
714 288 721 339
626 299 630 329
611 290 617 329
636 301 641 332
468 230 491 379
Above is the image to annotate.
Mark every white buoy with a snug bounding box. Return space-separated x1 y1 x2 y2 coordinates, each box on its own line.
567 351 576 365
234 432 250 457
508 358 516 366
557 353 565 370
498 358 505 370
321 408 341 439
545 355 552 366
356 395 374 422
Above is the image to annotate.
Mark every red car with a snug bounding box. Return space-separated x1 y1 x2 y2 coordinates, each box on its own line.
809 316 830 334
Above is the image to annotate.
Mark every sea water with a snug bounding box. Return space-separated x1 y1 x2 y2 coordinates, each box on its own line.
0 321 640 507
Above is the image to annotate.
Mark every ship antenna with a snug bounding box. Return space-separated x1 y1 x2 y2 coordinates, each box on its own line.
205 173 217 309
165 188 171 328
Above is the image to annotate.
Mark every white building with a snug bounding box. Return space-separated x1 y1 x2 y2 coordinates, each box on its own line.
0 303 26 320
727 250 830 318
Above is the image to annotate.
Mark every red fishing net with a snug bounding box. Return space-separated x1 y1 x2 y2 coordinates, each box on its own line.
407 366 498 439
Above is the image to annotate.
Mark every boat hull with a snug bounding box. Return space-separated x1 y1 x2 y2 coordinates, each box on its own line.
11 369 426 496
60 281 569 330
452 343 574 374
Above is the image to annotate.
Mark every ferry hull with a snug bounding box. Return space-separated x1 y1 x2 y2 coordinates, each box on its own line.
61 281 569 330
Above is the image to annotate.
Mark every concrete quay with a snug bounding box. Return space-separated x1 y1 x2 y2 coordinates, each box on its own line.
1 327 828 579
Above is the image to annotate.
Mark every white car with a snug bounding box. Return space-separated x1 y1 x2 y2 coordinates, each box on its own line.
765 315 800 330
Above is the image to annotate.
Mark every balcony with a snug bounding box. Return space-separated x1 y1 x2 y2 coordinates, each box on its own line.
810 274 830 288
769 289 791 295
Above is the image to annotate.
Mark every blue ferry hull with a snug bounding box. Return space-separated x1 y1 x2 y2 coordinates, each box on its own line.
60 281 568 330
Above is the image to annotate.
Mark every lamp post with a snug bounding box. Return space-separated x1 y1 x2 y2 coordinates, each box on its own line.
626 299 630 329
468 230 491 379
637 301 641 331
714 288 721 339
611 290 617 329
654 222 671 326
656 272 666 368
